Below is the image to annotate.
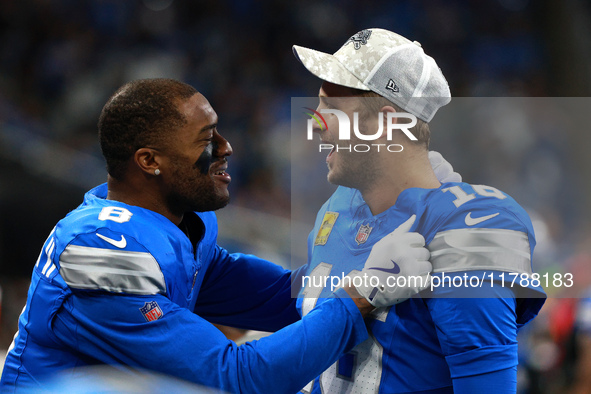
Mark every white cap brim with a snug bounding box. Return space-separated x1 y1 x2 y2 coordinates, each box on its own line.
292 45 370 91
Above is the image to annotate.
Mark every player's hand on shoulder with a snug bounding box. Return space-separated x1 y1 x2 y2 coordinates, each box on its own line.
429 151 461 183
353 215 432 308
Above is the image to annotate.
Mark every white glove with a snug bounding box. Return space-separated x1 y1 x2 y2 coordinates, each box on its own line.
429 151 462 183
353 215 431 308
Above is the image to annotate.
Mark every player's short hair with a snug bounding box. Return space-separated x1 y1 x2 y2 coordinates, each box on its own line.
356 90 430 149
98 78 198 179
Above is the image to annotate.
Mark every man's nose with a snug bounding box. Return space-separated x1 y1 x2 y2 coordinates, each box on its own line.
214 133 233 157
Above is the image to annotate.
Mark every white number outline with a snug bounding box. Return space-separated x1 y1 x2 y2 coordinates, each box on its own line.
300 264 386 393
442 184 506 207
98 206 133 223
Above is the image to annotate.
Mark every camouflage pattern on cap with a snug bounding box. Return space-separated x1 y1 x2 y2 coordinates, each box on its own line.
292 45 369 90
293 28 451 122
335 29 411 84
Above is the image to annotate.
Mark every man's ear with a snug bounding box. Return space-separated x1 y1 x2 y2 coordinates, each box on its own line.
376 105 397 139
381 105 397 121
134 148 161 176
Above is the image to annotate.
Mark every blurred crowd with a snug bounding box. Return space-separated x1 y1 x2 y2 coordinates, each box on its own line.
0 0 590 393
0 0 552 215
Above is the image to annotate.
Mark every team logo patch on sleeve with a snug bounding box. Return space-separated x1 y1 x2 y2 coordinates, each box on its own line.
315 212 339 246
355 224 373 245
140 301 163 322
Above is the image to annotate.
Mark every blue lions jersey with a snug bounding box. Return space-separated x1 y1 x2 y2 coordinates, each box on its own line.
297 182 546 393
1 184 370 393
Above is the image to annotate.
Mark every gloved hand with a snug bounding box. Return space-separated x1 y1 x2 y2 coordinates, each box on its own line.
429 151 461 183
352 215 431 308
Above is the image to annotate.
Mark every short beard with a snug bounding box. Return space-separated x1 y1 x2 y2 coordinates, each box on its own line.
167 183 230 214
167 155 230 214
327 150 380 192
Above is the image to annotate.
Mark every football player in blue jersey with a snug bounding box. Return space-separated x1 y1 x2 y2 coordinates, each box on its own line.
0 78 435 393
293 28 547 393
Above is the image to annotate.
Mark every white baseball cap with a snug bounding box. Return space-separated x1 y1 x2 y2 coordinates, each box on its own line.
293 28 451 122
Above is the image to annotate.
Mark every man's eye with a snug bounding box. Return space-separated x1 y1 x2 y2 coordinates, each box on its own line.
324 100 340 109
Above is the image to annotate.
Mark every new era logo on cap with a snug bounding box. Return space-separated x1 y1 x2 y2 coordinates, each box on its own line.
386 79 400 93
293 28 451 122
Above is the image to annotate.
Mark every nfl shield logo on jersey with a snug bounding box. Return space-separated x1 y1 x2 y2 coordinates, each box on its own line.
140 301 163 322
355 224 373 245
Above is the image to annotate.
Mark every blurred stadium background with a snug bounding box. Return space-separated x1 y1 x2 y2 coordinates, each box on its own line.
0 0 590 392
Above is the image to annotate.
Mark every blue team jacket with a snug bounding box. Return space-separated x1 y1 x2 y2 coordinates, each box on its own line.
1 184 368 393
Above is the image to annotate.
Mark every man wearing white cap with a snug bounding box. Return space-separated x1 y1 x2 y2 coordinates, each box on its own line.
293 28 546 393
